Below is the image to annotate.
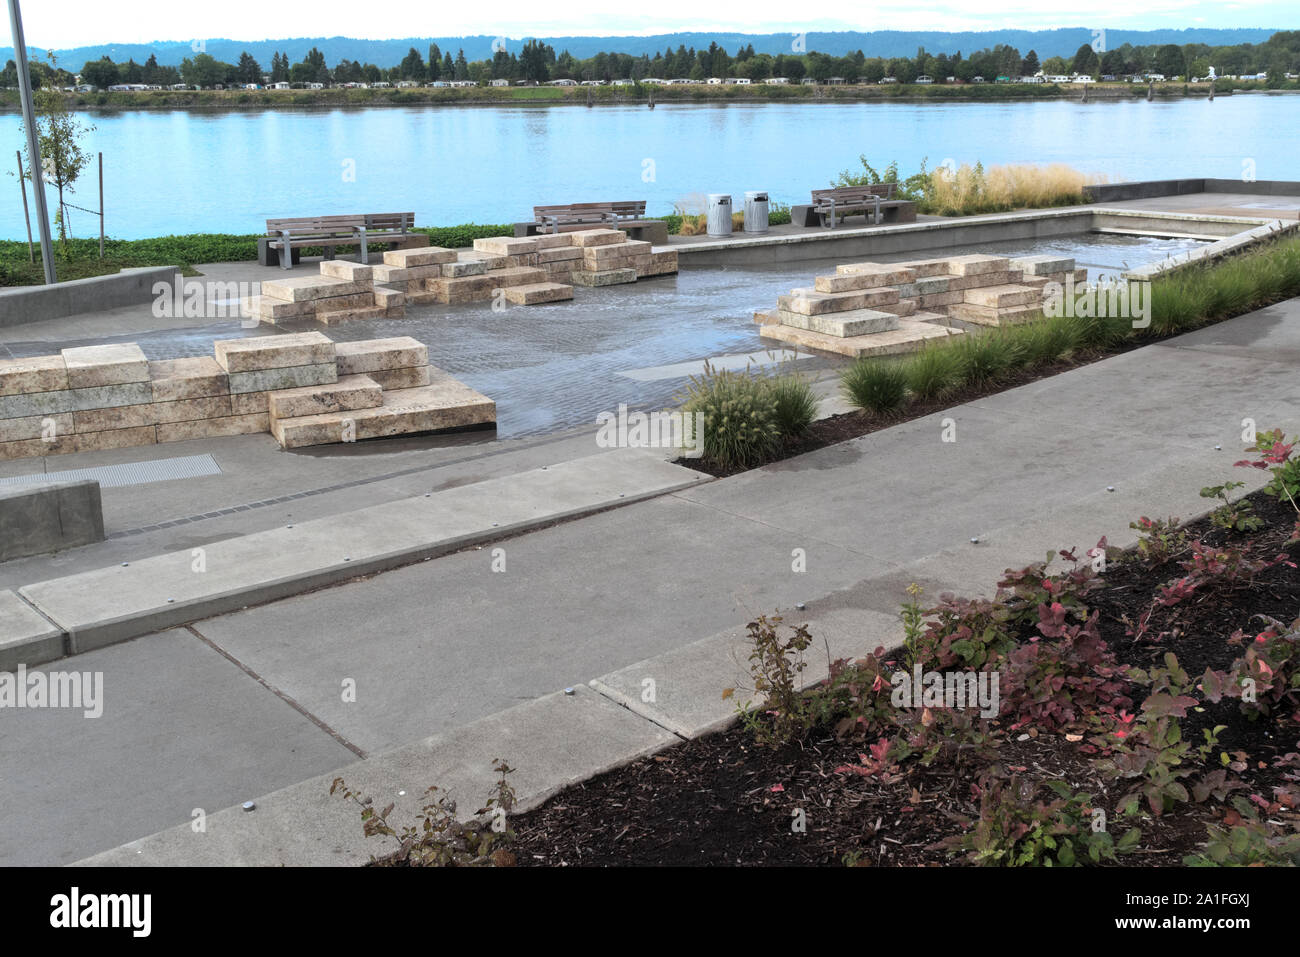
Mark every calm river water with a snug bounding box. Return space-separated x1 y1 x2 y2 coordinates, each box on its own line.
2 95 1296 240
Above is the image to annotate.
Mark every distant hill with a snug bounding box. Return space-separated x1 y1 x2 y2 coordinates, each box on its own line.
2 28 1286 69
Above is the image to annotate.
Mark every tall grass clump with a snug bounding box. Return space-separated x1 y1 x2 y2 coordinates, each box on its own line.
954 331 1019 386
765 373 819 437
1015 313 1079 365
841 358 909 414
921 162 1106 216
900 344 964 399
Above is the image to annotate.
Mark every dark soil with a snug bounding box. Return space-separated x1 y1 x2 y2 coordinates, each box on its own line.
509 487 1300 866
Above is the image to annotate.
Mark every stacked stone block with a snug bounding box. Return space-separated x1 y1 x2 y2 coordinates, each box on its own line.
0 334 496 460
755 254 1088 358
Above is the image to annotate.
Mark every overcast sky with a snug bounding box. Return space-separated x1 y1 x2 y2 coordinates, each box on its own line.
8 1 1293 49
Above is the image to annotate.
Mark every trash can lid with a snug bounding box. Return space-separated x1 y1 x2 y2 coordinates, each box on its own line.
745 191 769 200
707 193 732 203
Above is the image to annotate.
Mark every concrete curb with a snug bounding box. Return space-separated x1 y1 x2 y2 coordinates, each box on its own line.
0 589 64 670
14 448 707 659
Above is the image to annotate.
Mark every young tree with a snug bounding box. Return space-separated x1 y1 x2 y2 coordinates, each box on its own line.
18 55 96 251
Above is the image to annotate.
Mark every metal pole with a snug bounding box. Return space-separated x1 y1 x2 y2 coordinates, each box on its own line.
98 151 104 259
7 0 56 283
16 149 33 263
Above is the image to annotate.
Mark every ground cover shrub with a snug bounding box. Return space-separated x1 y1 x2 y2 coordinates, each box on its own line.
331 759 517 866
840 357 908 413
723 615 815 747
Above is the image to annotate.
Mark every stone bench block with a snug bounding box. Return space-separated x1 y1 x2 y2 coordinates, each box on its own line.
214 332 336 373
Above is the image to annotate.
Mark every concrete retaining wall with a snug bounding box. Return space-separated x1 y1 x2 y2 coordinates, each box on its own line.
1086 178 1300 203
0 265 177 329
0 479 104 562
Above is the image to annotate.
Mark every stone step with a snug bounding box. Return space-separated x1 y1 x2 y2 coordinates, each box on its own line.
503 282 574 305
442 259 488 277
759 319 964 359
567 229 625 247
485 266 549 287
821 264 917 290
261 275 367 303
335 337 428 375
382 246 456 268
319 260 374 282
773 308 899 338
268 375 383 421
315 305 389 325
147 357 229 402
473 236 539 257
892 259 951 278
780 286 901 315
214 332 335 373
61 344 150 388
271 376 496 449
945 254 1012 276
946 303 1044 327
571 268 637 287
1011 255 1077 276
963 284 1040 309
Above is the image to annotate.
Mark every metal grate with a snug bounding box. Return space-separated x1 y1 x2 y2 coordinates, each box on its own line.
0 454 222 490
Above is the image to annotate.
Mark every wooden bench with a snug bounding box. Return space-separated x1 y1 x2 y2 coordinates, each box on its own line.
515 201 668 244
263 213 417 269
808 185 913 228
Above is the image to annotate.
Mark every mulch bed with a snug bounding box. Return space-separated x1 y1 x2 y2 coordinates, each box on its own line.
508 488 1300 866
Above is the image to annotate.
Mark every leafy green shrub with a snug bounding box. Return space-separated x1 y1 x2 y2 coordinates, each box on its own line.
841 358 908 413
723 614 815 747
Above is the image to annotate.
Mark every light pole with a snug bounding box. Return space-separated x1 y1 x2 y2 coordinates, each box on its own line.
7 0 56 283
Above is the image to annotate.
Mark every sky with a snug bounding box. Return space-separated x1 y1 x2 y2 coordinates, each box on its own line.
8 0 1294 48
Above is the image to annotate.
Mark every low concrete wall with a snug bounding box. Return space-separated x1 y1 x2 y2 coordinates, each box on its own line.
1086 178 1300 203
0 265 177 329
0 480 105 562
675 208 1094 266
1124 220 1300 281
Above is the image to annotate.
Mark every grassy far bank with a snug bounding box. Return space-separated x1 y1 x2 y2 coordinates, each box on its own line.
2 78 1294 113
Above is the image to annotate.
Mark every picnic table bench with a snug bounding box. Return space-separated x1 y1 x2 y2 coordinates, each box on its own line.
798 185 916 228
261 213 418 269
514 201 668 244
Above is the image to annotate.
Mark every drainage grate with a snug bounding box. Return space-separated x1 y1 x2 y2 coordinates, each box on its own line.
0 454 222 490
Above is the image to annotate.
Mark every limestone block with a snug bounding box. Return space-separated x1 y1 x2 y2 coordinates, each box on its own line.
156 414 269 443
485 266 548 287
334 337 428 375
268 375 383 420
0 390 74 420
946 270 1022 291
61 343 150 388
442 260 488 277
214 332 336 373
963 284 1039 309
151 395 235 425
371 264 411 284
1011 255 1076 276
74 425 158 453
774 308 899 338
456 250 508 270
319 260 374 282
316 306 388 325
472 237 538 257
945 255 1012 276
365 366 432 390
534 233 575 250
567 229 624 248
891 259 952 278
148 358 230 403
371 285 406 309
72 403 156 433
538 247 582 264
382 247 456 267
780 287 901 316
759 318 962 359
260 275 366 303
230 391 270 415
68 382 154 412
503 283 574 305
226 363 338 396
570 268 637 287
0 355 68 396
0 411 73 443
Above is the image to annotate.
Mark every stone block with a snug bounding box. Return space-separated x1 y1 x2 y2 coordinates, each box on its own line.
148 357 230 402
0 355 68 397
759 318 963 358
1011 255 1076 276
61 343 150 388
442 259 488 277
371 285 406 310
268 375 383 420
214 332 336 373
472 237 538 257
438 275 495 304
0 390 73 420
73 425 158 453
534 233 575 250
226 363 338 396
316 306 388 325
816 266 915 292
456 250 508 271
566 229 625 248
260 275 366 303
365 366 432 390
380 246 457 268
963 284 1040 309
72 403 156 433
486 266 548 287
946 270 1022 291
503 283 574 305
945 254 1012 276
780 286 901 315
570 268 637 287
156 413 269 443
68 382 154 412
152 395 234 425
271 378 495 449
0 480 104 561
371 264 411 284
774 308 900 338
893 259 952 278
918 290 964 309
319 260 374 282
0 411 73 443
230 391 271 415
335 337 428 375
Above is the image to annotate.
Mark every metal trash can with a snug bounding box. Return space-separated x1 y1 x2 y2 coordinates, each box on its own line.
743 191 770 234
706 193 733 237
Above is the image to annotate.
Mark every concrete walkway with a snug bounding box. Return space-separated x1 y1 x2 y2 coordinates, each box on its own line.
5 296 1300 865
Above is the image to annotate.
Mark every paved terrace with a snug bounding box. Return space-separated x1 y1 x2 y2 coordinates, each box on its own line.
2 296 1298 865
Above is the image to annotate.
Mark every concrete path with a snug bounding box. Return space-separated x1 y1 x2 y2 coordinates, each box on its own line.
5 296 1300 865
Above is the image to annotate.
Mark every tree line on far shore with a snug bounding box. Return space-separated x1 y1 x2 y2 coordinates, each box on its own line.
3 30 1299 91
